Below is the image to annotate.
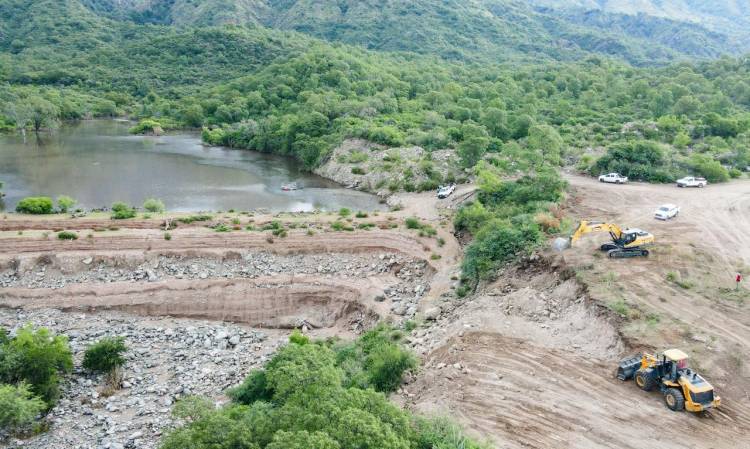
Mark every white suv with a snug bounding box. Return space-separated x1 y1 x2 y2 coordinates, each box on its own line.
655 204 680 220
598 173 628 184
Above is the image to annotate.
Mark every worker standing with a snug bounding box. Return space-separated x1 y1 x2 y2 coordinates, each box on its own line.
737 273 743 291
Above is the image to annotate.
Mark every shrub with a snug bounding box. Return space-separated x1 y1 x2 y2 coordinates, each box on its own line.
462 220 541 283
177 215 213 224
164 232 172 241
405 217 421 229
0 383 46 432
15 197 54 214
83 337 127 373
57 231 78 240
355 211 368 218
143 198 165 213
729 168 743 179
351 167 366 175
534 212 561 233
331 221 354 231
338 208 351 217
213 223 231 232
111 202 136 219
129 119 162 135
56 195 76 213
348 151 368 164
0 325 73 407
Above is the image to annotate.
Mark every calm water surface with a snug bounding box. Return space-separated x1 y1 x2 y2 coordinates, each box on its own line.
0 120 382 212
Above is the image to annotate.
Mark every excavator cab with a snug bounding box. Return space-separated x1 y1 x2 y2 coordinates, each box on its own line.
617 349 721 412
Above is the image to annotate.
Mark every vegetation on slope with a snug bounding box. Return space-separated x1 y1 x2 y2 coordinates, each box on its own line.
160 327 486 449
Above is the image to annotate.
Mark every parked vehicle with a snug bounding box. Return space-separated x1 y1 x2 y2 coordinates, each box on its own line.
676 177 707 188
437 184 456 199
281 182 300 191
654 204 680 220
598 173 628 184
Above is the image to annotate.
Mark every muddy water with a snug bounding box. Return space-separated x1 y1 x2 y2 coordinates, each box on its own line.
0 120 383 212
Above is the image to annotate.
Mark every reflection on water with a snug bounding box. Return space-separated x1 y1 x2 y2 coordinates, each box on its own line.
0 121 383 212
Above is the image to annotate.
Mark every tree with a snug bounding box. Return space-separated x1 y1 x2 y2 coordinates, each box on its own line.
458 136 488 168
56 195 76 213
0 383 46 432
0 325 73 407
527 124 563 166
143 198 166 213
111 202 136 219
15 197 54 214
266 431 340 449
27 97 59 132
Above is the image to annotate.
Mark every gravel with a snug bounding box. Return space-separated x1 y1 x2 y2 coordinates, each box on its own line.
0 309 281 449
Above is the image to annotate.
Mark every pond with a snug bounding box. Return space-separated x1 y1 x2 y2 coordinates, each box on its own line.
0 120 383 213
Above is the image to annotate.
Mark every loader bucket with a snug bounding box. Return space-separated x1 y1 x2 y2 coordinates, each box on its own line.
617 355 642 381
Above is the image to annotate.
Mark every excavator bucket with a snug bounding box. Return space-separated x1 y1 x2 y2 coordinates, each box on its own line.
553 237 571 251
617 355 642 381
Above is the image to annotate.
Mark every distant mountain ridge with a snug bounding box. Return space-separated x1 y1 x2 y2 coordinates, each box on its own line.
27 0 750 65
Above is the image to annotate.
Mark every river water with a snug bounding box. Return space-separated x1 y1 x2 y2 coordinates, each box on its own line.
0 120 382 212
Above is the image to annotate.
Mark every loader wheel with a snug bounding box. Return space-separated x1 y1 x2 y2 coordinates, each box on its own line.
635 369 656 391
641 250 650 257
665 388 685 411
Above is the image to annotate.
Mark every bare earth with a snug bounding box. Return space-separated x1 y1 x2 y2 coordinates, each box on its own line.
3 178 750 448
403 176 750 449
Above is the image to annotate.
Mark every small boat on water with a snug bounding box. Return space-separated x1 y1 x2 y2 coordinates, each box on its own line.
281 182 301 191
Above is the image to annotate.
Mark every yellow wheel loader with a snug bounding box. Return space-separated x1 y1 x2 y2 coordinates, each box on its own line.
617 349 720 412
568 220 654 258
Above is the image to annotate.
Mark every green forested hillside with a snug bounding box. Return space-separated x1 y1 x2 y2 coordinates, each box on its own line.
75 0 749 65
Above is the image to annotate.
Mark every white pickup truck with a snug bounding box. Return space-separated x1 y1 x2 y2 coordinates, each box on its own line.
676 177 707 188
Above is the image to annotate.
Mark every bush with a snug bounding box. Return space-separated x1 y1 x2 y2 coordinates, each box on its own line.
0 383 46 432
351 167 366 175
162 328 480 449
338 208 351 217
57 231 78 240
164 232 172 241
83 337 127 373
56 196 76 213
178 214 213 224
462 220 541 283
15 197 54 214
0 325 73 407
405 217 421 229
129 119 163 135
143 198 165 213
111 202 136 219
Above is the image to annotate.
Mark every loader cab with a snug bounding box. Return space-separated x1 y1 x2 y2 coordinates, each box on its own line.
661 349 689 382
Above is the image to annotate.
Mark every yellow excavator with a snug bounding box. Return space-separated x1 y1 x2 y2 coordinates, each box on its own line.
617 349 720 412
569 220 654 258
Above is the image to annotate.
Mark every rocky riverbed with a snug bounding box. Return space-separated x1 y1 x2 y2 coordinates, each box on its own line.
0 308 285 449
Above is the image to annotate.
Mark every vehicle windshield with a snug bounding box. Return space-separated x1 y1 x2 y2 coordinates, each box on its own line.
659 207 670 212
